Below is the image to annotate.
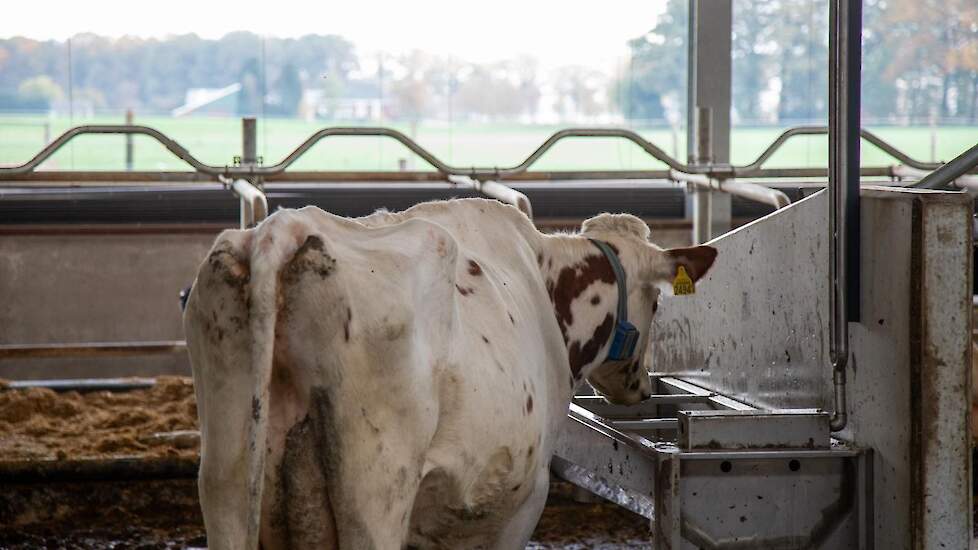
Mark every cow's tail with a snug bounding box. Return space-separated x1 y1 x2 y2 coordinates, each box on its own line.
244 215 314 549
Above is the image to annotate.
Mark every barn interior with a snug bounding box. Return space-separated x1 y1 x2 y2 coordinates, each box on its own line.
1 0 977 548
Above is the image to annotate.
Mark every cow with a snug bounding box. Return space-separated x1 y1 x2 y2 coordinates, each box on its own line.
183 198 717 550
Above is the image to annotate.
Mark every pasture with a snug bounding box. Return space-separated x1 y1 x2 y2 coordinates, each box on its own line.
1 113 975 174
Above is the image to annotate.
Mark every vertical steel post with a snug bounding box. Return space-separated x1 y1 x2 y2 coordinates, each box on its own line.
241 117 258 229
692 107 712 244
828 0 862 432
242 117 257 166
687 0 732 242
124 109 133 171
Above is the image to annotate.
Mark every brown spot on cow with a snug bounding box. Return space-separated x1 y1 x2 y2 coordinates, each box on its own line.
567 313 615 377
508 312 515 325
455 284 474 296
537 252 544 266
343 308 352 342
468 259 483 276
481 335 490 344
525 395 533 414
547 254 615 343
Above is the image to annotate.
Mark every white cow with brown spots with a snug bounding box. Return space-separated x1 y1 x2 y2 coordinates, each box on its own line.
183 198 716 550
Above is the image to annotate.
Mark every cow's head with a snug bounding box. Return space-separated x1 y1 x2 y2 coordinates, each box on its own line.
578 213 717 405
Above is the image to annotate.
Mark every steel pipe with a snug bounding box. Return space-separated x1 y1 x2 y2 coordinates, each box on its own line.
911 141 978 191
668 169 791 211
827 0 862 433
6 377 157 392
1 123 968 186
448 175 534 219
0 341 187 359
228 178 268 229
892 163 978 190
718 179 792 209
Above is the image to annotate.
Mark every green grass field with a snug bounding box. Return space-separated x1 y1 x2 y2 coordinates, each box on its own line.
0 114 975 174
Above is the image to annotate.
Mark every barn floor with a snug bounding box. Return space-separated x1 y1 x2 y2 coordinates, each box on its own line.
2 377 974 548
0 481 653 549
0 378 652 548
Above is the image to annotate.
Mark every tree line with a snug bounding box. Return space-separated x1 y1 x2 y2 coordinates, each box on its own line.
1 0 976 124
623 0 978 124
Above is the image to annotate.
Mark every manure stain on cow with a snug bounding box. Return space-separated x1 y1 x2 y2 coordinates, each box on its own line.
567 313 615 377
455 284 474 296
481 335 490 344
547 254 615 344
284 235 336 283
525 395 533 415
508 312 515 325
343 308 352 342
251 396 261 421
467 260 483 276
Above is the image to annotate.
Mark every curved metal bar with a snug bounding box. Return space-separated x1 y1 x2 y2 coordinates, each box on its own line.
668 169 791 210
229 178 268 228
261 127 455 176
0 125 689 180
0 125 225 176
2 124 961 184
494 128 688 175
735 126 945 174
447 174 534 219
257 126 688 177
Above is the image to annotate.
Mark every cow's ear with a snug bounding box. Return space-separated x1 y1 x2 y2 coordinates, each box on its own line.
648 245 717 295
665 246 717 282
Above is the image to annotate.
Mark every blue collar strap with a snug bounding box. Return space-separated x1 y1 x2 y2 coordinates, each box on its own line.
589 239 640 362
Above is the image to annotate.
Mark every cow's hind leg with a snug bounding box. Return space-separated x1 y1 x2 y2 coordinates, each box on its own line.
277 233 439 550
489 468 550 550
298 386 426 550
184 234 255 550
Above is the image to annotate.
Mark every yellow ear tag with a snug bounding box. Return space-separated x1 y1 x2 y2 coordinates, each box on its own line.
673 265 695 296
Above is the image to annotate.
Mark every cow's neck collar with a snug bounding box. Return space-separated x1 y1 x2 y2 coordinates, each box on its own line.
588 239 639 363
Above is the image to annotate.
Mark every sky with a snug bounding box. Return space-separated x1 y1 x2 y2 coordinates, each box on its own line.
0 0 666 70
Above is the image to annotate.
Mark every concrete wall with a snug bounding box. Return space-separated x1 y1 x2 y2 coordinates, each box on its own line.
648 187 973 549
0 216 690 382
0 228 219 379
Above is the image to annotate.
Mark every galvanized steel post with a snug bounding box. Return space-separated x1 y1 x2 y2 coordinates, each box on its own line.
828 0 862 432
691 107 712 245
242 117 257 167
234 117 267 229
687 0 732 241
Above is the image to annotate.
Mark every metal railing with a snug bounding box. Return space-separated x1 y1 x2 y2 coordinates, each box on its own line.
1 120 974 201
